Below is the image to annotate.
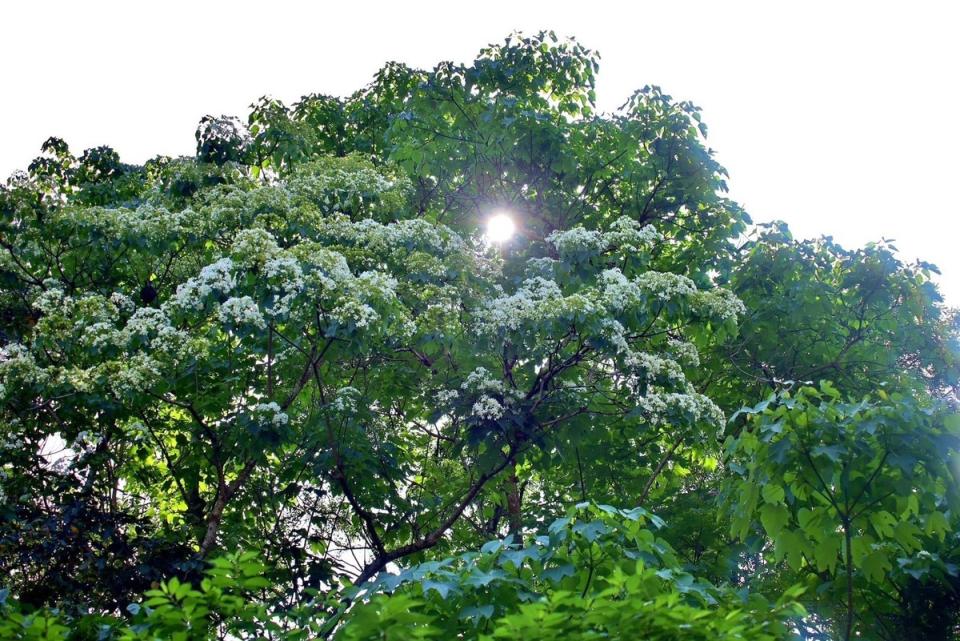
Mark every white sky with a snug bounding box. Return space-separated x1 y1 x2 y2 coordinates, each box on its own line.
3 1 958 303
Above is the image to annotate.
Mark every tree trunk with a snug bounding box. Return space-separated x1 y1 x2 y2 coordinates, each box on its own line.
198 461 256 556
505 464 522 536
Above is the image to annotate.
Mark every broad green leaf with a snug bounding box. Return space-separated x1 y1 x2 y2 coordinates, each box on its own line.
760 504 790 537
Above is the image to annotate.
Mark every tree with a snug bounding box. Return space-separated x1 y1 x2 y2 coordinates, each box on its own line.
1 31 957 640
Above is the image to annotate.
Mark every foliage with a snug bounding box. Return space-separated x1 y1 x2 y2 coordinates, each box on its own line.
0 507 803 640
336 503 802 640
1 30 958 640
724 383 960 639
707 223 959 406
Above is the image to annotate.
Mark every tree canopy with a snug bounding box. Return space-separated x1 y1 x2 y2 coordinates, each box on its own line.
1 31 958 641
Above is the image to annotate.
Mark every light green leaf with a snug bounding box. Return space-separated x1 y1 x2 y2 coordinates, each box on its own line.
762 484 785 505
760 504 790 537
861 550 892 582
814 536 841 574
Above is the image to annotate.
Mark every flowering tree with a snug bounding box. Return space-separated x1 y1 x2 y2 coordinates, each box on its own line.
1 32 958 641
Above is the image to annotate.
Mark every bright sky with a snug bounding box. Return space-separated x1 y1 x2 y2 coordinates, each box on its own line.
3 1 957 302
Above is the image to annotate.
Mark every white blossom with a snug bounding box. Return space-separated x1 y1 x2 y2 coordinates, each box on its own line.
167 257 236 312
472 396 504 420
599 268 642 310
693 288 746 321
478 277 562 332
124 308 169 338
633 271 697 302
600 318 631 353
668 338 700 368
355 271 399 298
109 292 136 314
545 217 659 262
625 352 685 383
331 387 360 413
436 389 459 405
636 390 724 427
83 322 122 350
33 286 66 316
524 256 559 279
0 343 45 386
298 247 352 291
461 367 505 394
334 299 379 329
263 255 305 317
252 402 289 427
231 228 281 266
606 216 661 252
219 296 267 329
111 353 161 394
546 226 605 259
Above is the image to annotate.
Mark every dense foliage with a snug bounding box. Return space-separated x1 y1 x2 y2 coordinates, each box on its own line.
1 32 958 640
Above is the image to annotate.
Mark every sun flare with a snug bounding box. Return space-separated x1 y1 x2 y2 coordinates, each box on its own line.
485 212 516 243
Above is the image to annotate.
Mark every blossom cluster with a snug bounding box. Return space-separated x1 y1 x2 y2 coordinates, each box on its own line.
288 156 411 217
160 226 411 341
263 256 305 317
459 367 523 422
318 215 466 259
546 216 660 262
295 246 353 292
692 288 747 322
605 216 662 254
461 367 506 394
629 270 698 303
667 338 701 368
333 299 379 330
231 228 281 267
600 319 685 384
111 353 163 395
61 203 195 244
251 401 290 428
121 307 191 358
546 226 605 260
331 387 361 413
635 389 725 428
471 396 505 420
477 277 564 333
0 344 46 392
219 296 267 329
435 389 459 406
167 257 236 312
328 270 401 333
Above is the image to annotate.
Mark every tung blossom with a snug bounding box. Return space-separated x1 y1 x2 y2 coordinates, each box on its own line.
231 228 281 266
252 402 289 427
167 258 236 312
471 396 504 421
219 296 267 329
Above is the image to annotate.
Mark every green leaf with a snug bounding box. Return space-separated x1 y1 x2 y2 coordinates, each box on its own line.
422 579 455 599
572 520 608 542
760 504 790 537
480 539 503 555
861 550 892 582
925 511 950 541
762 484 785 505
811 444 844 462
774 529 807 570
459 604 494 621
814 536 841 574
893 521 922 551
869 511 897 538
851 535 874 565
